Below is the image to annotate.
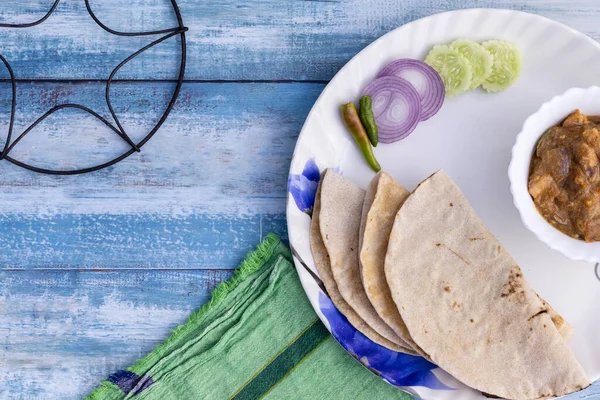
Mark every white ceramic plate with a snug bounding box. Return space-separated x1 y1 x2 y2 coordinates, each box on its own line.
286 9 600 399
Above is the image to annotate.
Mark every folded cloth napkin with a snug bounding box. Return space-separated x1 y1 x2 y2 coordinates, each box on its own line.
86 233 411 400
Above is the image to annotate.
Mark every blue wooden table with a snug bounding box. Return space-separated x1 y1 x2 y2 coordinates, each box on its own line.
0 1 599 398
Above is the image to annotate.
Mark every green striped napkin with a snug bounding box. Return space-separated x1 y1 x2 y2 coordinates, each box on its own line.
86 234 411 399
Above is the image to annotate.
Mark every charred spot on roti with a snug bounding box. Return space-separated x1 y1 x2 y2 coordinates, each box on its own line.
436 243 441 246
470 319 474 323
483 392 501 398
441 280 452 292
534 293 568 332
450 202 454 206
469 237 484 241
528 309 548 321
500 265 525 302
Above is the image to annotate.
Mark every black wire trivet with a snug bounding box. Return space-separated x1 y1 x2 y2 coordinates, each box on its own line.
0 0 188 175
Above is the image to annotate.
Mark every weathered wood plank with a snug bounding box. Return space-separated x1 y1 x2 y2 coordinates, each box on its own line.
0 81 303 269
0 81 322 216
0 269 231 398
2 0 600 81
0 213 286 269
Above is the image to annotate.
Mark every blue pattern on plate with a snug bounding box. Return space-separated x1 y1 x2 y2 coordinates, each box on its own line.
319 293 452 390
288 158 321 215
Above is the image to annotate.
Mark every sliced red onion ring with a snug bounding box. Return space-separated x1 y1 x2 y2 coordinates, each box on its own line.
378 59 445 121
361 76 422 143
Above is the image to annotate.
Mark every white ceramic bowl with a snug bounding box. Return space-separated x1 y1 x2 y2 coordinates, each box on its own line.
509 86 600 263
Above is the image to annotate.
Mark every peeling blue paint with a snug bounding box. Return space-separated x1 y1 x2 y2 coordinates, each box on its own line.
0 213 287 269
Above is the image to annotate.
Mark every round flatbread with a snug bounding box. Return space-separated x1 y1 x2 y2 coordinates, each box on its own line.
309 170 405 352
317 169 413 352
359 172 425 357
385 170 590 399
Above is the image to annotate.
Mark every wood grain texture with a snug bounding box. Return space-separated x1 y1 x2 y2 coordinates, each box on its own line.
0 81 301 270
1 0 600 81
0 213 287 269
0 81 321 215
0 269 232 398
0 0 599 399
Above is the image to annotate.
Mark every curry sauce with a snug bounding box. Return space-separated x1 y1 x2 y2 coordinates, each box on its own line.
529 110 600 242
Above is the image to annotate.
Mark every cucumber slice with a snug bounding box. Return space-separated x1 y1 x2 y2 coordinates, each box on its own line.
481 40 523 93
451 39 493 90
424 44 473 96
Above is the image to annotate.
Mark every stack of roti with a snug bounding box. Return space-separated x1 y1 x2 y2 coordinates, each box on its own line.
310 169 415 353
309 168 590 399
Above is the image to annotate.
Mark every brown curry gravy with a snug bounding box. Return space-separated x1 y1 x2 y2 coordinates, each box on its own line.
529 110 600 242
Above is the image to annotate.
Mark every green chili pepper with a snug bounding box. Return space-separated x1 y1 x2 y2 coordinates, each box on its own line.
340 102 381 172
359 95 378 147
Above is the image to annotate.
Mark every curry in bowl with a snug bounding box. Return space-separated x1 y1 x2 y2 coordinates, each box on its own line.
528 110 600 242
